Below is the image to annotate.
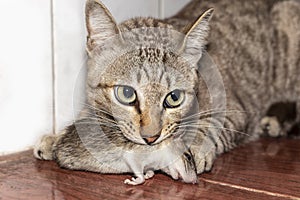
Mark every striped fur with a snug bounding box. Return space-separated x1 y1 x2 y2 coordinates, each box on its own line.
35 0 300 176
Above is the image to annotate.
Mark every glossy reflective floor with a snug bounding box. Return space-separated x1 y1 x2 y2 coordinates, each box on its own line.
1 138 300 200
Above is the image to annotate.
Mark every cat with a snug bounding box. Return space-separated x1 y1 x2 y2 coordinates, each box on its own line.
34 0 300 182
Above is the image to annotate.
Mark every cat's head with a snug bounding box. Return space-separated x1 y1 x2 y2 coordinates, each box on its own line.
85 0 213 145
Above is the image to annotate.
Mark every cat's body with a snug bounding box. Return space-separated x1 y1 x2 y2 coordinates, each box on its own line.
168 0 300 169
42 118 197 185
35 0 300 182
170 0 300 139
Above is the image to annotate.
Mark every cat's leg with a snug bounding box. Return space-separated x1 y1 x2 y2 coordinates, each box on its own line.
186 108 249 174
189 136 217 174
53 126 110 172
124 170 154 185
271 0 300 135
185 123 221 174
123 154 146 185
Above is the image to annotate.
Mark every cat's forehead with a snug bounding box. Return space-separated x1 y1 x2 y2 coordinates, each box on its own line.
122 27 180 50
88 25 197 90
98 50 196 90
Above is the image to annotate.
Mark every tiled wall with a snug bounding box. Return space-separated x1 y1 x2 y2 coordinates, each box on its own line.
0 0 190 155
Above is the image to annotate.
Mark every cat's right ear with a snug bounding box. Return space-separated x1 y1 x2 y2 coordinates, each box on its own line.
179 8 214 66
85 0 121 53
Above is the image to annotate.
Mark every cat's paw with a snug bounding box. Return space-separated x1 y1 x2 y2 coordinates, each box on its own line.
195 148 216 174
33 134 56 160
124 176 145 185
260 116 283 137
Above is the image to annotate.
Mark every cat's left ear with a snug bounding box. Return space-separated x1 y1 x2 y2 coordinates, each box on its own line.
180 8 214 66
85 0 121 53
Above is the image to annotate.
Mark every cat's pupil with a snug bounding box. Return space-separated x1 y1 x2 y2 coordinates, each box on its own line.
171 90 180 101
123 87 134 98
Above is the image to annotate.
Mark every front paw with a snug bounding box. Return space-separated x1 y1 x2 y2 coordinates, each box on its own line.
33 134 56 160
191 141 217 174
196 149 216 173
124 176 145 185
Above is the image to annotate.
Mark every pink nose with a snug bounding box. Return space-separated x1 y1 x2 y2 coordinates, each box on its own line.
143 135 160 145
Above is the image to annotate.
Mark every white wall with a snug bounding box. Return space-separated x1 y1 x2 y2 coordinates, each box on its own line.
0 0 190 155
0 0 53 154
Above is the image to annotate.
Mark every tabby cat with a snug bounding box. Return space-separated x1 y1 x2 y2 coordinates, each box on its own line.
34 0 300 182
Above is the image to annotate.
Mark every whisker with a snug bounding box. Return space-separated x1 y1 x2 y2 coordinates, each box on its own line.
183 108 230 117
177 119 209 126
183 129 238 149
178 124 250 137
75 120 117 125
74 122 120 129
178 108 226 121
77 104 120 121
80 102 117 118
74 112 118 125
83 116 118 124
181 109 248 121
176 117 217 126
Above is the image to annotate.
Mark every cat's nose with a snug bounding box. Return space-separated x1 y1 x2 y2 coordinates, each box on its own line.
143 134 160 145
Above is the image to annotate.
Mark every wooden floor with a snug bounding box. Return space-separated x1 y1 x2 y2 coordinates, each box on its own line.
1 138 300 200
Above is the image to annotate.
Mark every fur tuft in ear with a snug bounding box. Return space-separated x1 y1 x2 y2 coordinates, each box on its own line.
85 0 120 52
181 8 214 66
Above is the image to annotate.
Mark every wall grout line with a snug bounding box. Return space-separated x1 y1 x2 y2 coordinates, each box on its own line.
50 0 56 135
158 0 164 19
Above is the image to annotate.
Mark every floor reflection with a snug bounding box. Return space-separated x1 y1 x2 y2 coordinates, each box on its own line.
1 138 299 199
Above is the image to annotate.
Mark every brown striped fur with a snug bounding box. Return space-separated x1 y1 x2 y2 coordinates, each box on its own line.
34 0 300 177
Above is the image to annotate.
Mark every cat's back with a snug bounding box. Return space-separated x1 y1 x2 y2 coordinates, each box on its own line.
170 0 278 68
170 0 279 32
170 0 300 101
169 0 300 122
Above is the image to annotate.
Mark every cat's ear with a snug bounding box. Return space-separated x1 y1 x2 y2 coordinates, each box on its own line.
180 8 214 66
85 0 121 52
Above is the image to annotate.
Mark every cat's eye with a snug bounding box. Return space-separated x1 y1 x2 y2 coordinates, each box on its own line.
114 86 137 106
164 89 185 108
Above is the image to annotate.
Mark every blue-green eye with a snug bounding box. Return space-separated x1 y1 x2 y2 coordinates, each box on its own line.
164 89 185 108
114 86 137 105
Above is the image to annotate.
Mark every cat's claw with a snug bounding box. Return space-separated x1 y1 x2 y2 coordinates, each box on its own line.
124 177 145 185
